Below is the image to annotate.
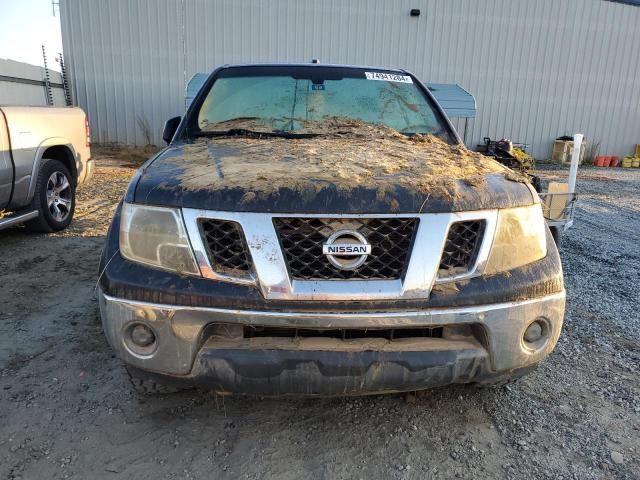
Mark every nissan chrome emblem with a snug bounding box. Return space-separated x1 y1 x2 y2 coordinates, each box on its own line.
322 230 372 270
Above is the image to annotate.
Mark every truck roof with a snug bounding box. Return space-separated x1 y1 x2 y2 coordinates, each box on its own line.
216 62 409 74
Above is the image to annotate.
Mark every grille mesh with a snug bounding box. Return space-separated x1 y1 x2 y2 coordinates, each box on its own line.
274 217 418 280
244 326 443 340
438 220 485 278
200 219 252 273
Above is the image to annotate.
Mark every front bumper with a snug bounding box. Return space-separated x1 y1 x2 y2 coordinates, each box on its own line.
99 289 565 396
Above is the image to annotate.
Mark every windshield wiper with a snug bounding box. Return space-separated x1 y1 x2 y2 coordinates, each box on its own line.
197 128 319 139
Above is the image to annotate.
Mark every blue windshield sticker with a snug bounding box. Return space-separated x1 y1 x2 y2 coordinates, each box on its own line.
311 84 325 91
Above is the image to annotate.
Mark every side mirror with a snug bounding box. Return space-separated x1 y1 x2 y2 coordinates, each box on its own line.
162 116 181 144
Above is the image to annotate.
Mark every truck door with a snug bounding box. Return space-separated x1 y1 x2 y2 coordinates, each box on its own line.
0 116 13 209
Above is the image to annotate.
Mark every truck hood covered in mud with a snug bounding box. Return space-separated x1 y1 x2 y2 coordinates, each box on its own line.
134 129 534 214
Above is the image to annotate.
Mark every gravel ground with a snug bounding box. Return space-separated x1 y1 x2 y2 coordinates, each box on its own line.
0 161 638 479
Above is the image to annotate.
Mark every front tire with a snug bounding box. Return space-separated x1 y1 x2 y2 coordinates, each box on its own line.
25 159 76 233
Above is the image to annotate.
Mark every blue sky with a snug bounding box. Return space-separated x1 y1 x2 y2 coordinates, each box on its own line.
0 0 63 69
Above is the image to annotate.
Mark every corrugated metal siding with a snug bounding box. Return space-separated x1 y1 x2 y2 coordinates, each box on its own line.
60 0 640 158
0 59 66 106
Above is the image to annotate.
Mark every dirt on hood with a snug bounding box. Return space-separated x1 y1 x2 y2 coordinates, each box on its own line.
170 120 528 201
137 119 533 213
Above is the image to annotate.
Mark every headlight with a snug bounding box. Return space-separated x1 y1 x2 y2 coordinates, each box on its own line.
119 202 200 276
483 204 547 275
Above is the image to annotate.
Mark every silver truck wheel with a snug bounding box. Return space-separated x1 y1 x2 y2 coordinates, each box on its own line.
25 159 76 233
46 171 73 222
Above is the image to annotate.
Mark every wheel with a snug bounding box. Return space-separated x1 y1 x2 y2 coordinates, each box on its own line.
550 226 562 249
126 366 192 395
25 159 76 232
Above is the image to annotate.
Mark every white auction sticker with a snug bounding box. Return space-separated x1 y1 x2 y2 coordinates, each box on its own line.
365 72 413 83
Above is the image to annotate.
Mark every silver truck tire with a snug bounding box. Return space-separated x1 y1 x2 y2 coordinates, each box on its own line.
25 159 76 233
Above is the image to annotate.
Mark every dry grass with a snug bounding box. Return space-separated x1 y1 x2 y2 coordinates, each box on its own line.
584 140 601 165
91 143 162 166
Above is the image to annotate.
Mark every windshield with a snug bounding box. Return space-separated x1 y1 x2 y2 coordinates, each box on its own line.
192 70 452 140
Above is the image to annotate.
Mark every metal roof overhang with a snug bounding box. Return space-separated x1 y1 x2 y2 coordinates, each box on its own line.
425 83 476 119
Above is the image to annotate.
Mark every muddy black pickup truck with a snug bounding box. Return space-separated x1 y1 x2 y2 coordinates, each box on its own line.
98 63 565 396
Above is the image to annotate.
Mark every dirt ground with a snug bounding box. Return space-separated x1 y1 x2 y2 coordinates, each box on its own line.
1 160 638 480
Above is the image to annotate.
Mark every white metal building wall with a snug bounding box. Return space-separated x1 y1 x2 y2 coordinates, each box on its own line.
0 59 66 107
60 0 640 158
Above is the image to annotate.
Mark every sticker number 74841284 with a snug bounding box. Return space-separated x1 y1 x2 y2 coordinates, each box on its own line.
365 72 413 83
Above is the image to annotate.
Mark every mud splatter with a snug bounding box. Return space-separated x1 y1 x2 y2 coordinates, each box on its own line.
166 121 529 201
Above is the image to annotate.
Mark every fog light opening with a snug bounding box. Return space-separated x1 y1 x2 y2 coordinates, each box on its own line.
523 318 550 349
131 323 155 347
124 322 158 357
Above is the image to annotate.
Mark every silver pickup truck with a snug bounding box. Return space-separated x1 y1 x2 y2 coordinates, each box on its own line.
0 106 93 232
